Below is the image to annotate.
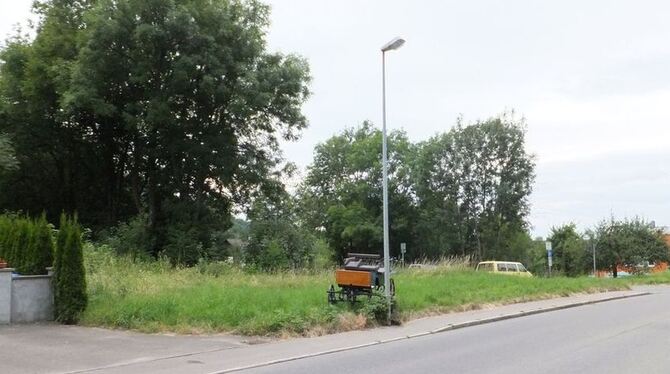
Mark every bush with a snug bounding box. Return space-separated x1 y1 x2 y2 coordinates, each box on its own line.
359 296 389 324
23 215 54 275
0 215 11 260
54 215 88 324
0 214 55 275
312 238 335 270
104 214 152 260
10 219 31 273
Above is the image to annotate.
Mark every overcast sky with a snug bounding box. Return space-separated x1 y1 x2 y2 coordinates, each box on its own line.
2 1 669 237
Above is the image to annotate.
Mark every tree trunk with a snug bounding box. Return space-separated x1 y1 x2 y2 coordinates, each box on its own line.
147 169 163 258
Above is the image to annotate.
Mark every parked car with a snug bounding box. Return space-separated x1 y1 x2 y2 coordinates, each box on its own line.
476 261 533 277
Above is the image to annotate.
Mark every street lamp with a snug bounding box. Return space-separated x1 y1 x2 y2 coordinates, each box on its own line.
381 36 405 323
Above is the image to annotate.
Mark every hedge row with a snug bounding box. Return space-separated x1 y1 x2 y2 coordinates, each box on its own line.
0 213 87 323
0 214 54 275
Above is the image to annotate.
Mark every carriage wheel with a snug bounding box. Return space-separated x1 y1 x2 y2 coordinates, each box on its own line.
345 288 356 304
327 285 336 304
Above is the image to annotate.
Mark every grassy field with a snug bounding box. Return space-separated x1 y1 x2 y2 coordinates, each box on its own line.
81 246 670 336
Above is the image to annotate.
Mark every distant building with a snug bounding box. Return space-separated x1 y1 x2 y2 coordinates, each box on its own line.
655 225 670 249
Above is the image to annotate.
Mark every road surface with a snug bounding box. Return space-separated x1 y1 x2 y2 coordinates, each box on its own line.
243 287 670 374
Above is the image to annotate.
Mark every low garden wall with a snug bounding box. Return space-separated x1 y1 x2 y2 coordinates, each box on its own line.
0 268 54 324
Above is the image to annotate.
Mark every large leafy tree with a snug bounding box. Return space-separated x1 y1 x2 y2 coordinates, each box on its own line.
0 1 107 223
595 218 669 278
413 115 535 260
299 122 417 260
0 0 310 261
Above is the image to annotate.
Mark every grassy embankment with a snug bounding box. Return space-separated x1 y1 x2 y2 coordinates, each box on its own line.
81 246 670 336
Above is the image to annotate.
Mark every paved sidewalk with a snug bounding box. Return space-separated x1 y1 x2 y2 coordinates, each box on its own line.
1 286 660 374
0 325 248 374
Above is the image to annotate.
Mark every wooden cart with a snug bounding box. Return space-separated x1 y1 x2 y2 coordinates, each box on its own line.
327 253 395 304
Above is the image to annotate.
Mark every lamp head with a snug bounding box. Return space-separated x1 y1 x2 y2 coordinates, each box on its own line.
381 37 405 52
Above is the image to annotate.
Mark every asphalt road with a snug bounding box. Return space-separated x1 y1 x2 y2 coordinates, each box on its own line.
243 287 670 374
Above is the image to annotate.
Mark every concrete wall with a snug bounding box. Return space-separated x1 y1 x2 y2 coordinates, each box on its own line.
0 269 11 323
0 268 54 324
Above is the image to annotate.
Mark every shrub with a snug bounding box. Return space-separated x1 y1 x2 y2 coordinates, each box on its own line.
104 214 152 259
0 215 11 260
54 215 88 324
11 219 31 274
0 214 55 274
312 238 335 270
23 215 54 275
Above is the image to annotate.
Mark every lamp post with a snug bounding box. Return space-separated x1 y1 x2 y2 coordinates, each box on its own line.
592 241 596 276
381 36 405 323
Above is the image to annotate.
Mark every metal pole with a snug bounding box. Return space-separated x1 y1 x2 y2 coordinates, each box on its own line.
381 50 392 323
592 242 596 277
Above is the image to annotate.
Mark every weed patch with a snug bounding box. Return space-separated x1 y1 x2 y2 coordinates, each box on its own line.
81 246 670 336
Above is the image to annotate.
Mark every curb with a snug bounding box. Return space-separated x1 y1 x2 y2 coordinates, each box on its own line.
210 292 650 374
429 292 650 334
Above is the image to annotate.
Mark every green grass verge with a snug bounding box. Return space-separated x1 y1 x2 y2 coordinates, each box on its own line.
81 246 670 336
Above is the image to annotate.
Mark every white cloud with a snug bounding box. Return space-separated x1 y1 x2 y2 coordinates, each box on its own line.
524 90 670 164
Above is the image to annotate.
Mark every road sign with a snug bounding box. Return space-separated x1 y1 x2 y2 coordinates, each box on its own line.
545 241 553 276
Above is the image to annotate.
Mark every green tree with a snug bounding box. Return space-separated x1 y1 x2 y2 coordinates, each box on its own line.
595 218 669 278
299 122 417 261
0 3 100 225
246 194 316 271
413 114 535 260
547 223 586 277
54 215 87 324
53 213 70 318
0 0 311 263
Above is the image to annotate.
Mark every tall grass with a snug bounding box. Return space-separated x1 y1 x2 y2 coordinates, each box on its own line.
82 246 670 336
83 245 344 335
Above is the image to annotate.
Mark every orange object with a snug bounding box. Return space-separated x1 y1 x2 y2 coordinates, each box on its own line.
616 261 668 274
653 262 668 272
335 269 372 288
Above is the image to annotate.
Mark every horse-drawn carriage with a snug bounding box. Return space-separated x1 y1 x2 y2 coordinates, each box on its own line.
327 253 395 304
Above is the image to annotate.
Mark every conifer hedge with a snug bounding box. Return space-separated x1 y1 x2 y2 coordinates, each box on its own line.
54 214 88 324
0 213 87 324
0 214 53 275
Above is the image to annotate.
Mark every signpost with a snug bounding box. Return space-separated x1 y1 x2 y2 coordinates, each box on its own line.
400 242 406 266
545 241 553 277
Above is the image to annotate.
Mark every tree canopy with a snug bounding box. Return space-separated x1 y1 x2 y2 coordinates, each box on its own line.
0 135 17 173
595 218 669 277
547 223 587 277
0 0 311 263
413 115 536 261
299 116 536 263
299 122 417 260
